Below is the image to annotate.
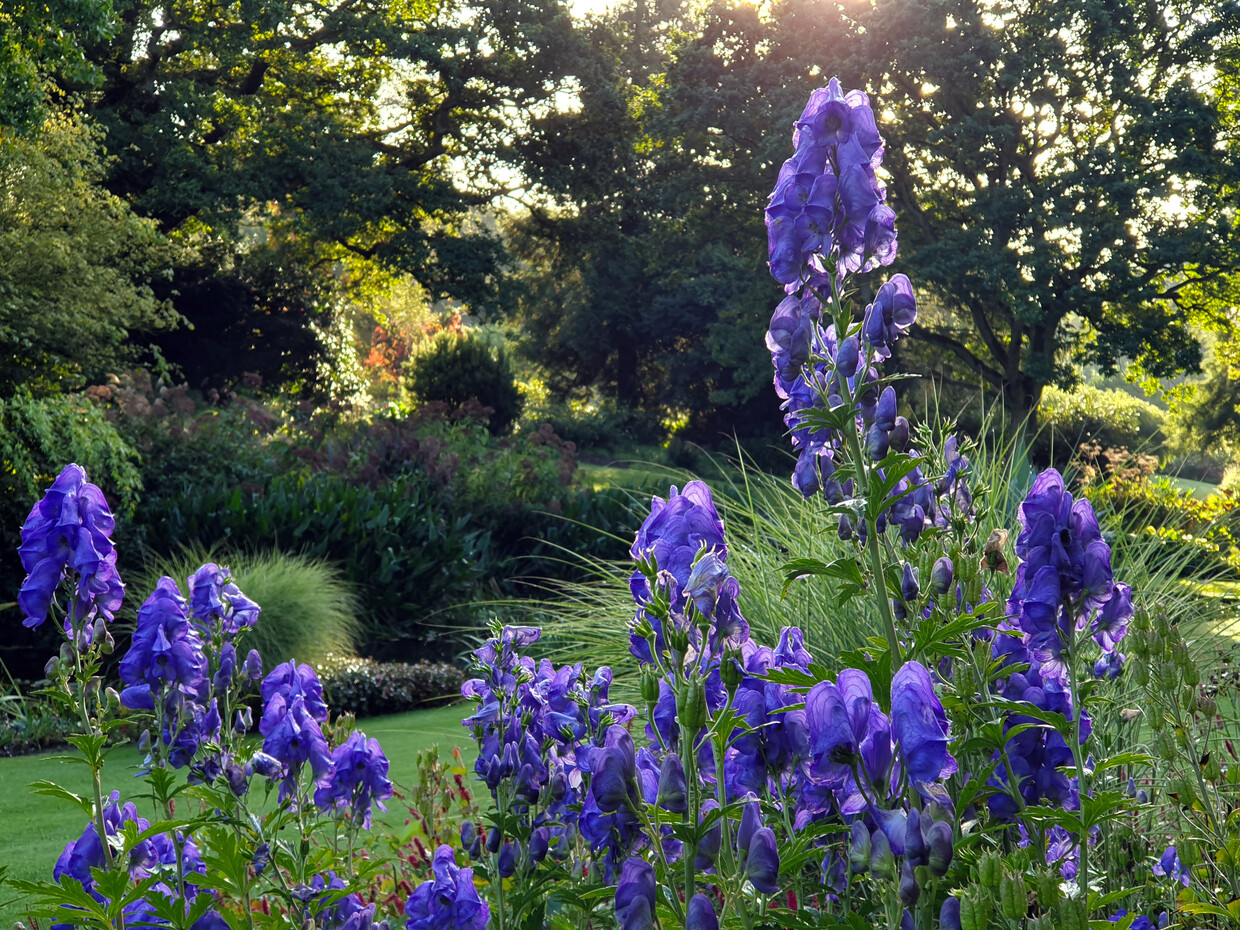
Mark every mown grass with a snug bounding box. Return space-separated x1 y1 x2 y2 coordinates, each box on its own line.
0 704 474 926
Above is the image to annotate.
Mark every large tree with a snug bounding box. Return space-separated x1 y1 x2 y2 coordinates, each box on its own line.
58 0 580 387
0 112 177 393
511 0 1239 432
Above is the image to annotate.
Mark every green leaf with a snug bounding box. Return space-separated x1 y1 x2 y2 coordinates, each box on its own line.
28 779 94 817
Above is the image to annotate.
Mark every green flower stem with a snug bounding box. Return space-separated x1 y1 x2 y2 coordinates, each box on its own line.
710 728 753 930
1063 634 1090 907
71 635 117 875
679 719 698 911
823 275 903 671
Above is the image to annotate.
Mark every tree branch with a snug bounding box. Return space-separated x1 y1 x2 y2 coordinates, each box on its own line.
909 323 1006 389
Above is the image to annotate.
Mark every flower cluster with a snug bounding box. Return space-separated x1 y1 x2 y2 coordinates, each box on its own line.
53 791 227 930
404 846 488 930
460 625 637 878
1007 469 1133 680
17 464 124 636
765 77 896 285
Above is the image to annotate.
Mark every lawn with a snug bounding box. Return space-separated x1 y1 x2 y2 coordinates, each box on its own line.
0 703 474 926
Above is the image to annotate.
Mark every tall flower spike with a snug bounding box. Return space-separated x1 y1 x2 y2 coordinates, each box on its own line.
17 464 124 630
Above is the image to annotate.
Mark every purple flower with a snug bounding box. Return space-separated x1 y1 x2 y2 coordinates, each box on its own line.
119 578 207 701
746 827 780 894
314 730 393 828
862 275 917 361
687 896 717 930
17 464 124 629
262 660 329 722
404 846 488 930
189 562 260 636
589 726 638 813
259 693 334 800
1153 846 1190 887
615 858 656 930
890 661 956 785
630 481 727 587
685 551 730 617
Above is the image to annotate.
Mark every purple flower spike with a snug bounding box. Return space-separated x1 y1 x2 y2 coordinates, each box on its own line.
18 464 124 629
313 730 393 828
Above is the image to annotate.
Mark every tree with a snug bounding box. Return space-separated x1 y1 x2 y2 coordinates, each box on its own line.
56 0 581 386
511 0 1239 433
0 112 177 394
0 0 114 130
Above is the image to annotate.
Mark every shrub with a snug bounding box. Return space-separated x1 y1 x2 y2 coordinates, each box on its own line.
313 655 464 717
136 470 493 659
1035 384 1165 464
134 548 361 666
408 333 523 434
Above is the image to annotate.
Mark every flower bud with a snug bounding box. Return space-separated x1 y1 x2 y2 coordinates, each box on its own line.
138 728 152 752
498 842 518 878
695 801 722 868
875 386 897 431
926 821 953 877
900 563 919 603
487 827 502 854
234 706 253 734
104 687 121 711
43 655 60 678
848 821 871 874
461 821 477 850
244 649 263 681
930 557 954 596
867 423 890 460
1198 692 1217 717
870 828 895 881
657 753 688 814
940 897 962 930
529 827 550 863
898 859 920 907
686 894 718 930
745 828 780 894
836 335 860 378
890 416 910 452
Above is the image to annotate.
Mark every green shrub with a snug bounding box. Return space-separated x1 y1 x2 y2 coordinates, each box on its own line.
313 655 464 716
1035 385 1164 463
408 333 523 434
137 470 493 659
134 548 361 667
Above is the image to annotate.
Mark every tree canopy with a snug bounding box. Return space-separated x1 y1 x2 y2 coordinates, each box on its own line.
511 0 1240 430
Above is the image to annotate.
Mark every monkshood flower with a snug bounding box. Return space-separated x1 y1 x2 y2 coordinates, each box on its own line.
54 792 207 900
314 730 393 828
686 894 718 930
805 668 894 809
310 872 376 930
404 846 489 930
986 643 1088 820
119 577 208 709
259 692 334 801
189 562 260 637
17 464 124 630
262 660 330 722
890 661 957 786
1153 846 1190 887
615 858 656 930
628 482 750 662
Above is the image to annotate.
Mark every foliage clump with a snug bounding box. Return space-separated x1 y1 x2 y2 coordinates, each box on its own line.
408 333 524 435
